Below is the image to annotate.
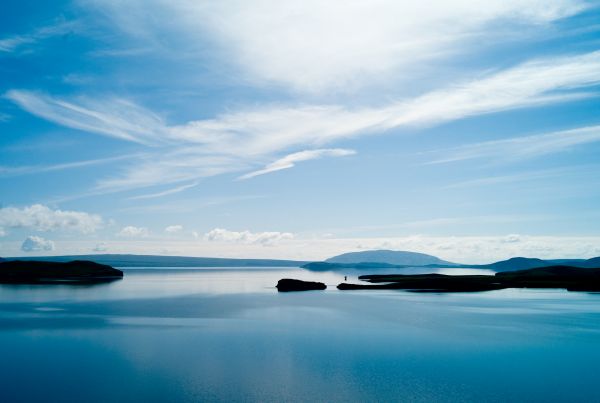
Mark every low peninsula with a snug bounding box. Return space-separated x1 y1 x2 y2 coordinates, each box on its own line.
0 260 124 284
337 266 600 292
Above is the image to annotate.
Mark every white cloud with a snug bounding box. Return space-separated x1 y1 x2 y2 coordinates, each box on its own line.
238 149 355 180
7 50 600 191
21 236 55 252
165 225 183 233
0 204 103 235
0 21 78 53
502 234 522 243
117 225 149 237
94 151 244 192
204 228 294 246
0 154 136 178
443 169 561 189
128 182 198 200
428 125 600 165
87 0 586 93
93 242 108 252
4 90 166 145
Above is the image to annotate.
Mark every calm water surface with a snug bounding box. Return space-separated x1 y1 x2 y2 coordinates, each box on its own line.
1 267 600 402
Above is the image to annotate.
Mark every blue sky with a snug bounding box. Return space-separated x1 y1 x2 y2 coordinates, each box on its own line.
1 0 600 262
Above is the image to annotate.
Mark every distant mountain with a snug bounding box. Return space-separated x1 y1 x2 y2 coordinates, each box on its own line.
2 254 307 268
581 257 600 268
481 257 550 271
315 251 600 273
472 256 600 272
5 253 598 272
326 250 456 266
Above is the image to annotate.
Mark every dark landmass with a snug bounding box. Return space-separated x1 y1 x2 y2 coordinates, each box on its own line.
2 254 308 268
337 266 600 292
4 251 599 274
462 256 600 272
0 260 123 284
469 257 589 271
326 249 456 266
310 251 600 273
476 257 550 271
276 278 327 292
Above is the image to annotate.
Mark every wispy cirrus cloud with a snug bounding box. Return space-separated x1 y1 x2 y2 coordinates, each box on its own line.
427 125 600 165
5 90 166 145
128 181 199 200
94 151 244 192
238 149 355 180
0 21 78 53
7 50 600 191
0 154 137 178
442 165 600 189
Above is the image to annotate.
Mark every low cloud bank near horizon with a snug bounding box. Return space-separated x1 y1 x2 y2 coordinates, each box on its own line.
1 234 599 264
204 228 295 246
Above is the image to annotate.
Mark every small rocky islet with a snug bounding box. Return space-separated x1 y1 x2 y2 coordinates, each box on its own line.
276 278 327 292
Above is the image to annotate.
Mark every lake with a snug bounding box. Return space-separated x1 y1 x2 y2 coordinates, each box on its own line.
1 267 600 402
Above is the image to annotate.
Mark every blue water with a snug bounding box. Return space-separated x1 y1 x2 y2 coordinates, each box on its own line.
1 267 600 402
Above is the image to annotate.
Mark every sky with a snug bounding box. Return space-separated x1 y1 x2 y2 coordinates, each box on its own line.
1 0 600 263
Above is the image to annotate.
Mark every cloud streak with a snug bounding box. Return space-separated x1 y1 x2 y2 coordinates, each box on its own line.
5 90 166 145
7 50 600 191
0 21 77 53
428 125 600 165
128 181 199 200
238 149 355 180
0 154 137 178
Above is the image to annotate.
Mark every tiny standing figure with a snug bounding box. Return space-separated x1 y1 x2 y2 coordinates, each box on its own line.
344 276 347 281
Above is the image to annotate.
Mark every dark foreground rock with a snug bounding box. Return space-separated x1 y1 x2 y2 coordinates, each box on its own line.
0 260 124 284
337 266 600 292
277 278 327 292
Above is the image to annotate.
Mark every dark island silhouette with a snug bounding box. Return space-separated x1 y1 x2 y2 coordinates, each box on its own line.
304 250 600 272
0 260 123 284
276 278 327 292
337 266 600 292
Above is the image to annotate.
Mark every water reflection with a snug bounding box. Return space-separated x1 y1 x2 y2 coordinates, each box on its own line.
2 268 600 402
